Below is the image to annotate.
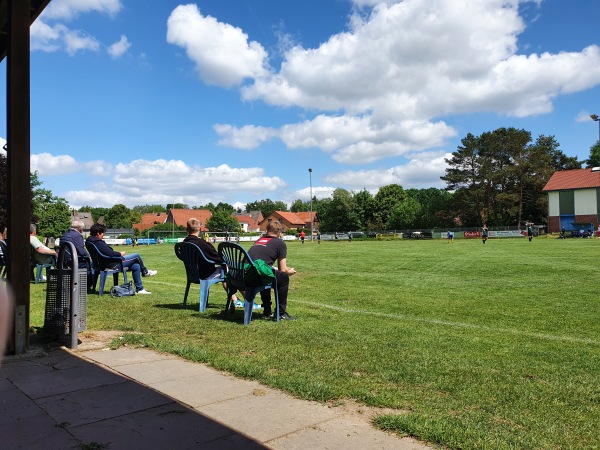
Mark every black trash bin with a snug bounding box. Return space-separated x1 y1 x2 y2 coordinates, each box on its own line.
44 242 87 347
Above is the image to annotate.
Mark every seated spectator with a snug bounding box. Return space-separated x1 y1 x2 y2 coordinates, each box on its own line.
60 219 93 291
86 223 156 295
30 223 57 265
183 218 240 308
248 221 297 320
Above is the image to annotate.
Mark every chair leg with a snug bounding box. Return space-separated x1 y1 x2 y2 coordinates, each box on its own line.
224 289 234 318
35 265 43 284
199 281 210 313
99 272 107 296
273 286 280 322
183 281 191 306
91 272 99 292
244 289 256 325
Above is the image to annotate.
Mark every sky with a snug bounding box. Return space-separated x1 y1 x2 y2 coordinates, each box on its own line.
1 0 599 210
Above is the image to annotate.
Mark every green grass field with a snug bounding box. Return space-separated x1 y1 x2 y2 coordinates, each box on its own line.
30 237 600 449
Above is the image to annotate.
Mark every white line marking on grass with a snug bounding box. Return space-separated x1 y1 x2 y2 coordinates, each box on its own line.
144 281 182 287
295 300 600 346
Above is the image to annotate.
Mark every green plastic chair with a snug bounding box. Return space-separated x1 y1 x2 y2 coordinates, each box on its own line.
174 242 225 312
218 242 279 325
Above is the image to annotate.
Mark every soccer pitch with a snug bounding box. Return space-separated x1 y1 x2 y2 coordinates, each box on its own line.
30 237 600 449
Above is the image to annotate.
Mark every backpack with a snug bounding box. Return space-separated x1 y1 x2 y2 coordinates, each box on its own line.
110 281 135 298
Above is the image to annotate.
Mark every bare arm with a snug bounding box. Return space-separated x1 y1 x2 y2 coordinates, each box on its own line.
277 257 296 275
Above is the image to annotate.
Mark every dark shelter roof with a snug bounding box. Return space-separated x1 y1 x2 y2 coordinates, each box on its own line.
0 0 51 61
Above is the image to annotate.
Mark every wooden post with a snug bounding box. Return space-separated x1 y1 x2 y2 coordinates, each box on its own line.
7 0 32 354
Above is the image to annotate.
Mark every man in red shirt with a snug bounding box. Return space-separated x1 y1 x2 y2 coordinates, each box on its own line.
299 230 305 244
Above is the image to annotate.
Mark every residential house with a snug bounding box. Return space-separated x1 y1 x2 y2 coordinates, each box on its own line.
233 213 260 233
259 211 307 232
543 168 600 233
294 211 319 232
133 212 167 233
166 209 212 231
70 210 95 233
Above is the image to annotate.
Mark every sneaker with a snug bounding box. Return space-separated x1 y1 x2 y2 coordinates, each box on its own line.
144 270 157 277
136 289 152 295
277 312 296 321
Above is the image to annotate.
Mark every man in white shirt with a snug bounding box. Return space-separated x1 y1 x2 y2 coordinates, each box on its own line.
30 223 57 265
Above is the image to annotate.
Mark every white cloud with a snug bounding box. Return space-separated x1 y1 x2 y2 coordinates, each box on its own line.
38 154 286 208
214 124 276 149
108 35 131 59
63 29 100 55
325 151 451 191
192 0 600 165
31 153 113 176
294 186 337 201
576 111 600 123
31 153 81 175
33 0 124 55
166 4 269 87
216 115 456 163
42 0 123 21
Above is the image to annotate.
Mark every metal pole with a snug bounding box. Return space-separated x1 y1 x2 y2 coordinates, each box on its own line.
308 168 313 242
591 114 600 144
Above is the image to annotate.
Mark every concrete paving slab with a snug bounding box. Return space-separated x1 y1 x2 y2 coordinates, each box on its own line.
8 359 126 399
83 347 176 366
70 402 267 450
0 352 88 381
150 372 265 408
0 383 80 450
267 415 430 450
197 389 339 442
35 379 172 427
104 357 217 385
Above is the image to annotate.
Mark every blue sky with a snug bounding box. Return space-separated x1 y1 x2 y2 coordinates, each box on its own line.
1 0 599 210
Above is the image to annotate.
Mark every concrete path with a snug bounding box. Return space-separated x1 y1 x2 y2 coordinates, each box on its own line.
1 343 433 449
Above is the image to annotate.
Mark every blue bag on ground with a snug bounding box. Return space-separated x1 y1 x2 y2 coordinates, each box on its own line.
110 281 135 297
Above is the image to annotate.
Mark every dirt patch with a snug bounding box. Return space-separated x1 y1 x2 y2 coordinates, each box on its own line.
326 398 408 421
71 330 128 351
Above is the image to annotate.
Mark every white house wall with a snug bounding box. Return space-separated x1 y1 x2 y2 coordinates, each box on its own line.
548 192 559 216
574 189 597 215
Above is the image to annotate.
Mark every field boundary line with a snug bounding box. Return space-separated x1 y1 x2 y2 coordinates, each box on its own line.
295 300 600 346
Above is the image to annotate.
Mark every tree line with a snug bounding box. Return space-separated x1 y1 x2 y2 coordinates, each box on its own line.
0 127 594 236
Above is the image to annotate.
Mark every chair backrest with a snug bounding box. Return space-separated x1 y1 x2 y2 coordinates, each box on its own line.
217 242 254 291
174 242 218 284
85 240 122 271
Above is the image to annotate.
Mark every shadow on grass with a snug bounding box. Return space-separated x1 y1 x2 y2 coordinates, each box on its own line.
152 302 262 324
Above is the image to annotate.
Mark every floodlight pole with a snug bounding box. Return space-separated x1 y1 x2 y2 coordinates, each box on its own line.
591 114 600 144
309 168 313 242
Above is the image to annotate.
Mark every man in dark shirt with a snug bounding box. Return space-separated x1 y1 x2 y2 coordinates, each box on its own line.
183 218 223 280
86 223 155 294
60 219 93 291
248 222 297 320
60 220 90 267
183 218 238 309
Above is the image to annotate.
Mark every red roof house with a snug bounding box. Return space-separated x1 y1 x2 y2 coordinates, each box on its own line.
543 168 600 233
166 209 212 231
133 212 167 232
